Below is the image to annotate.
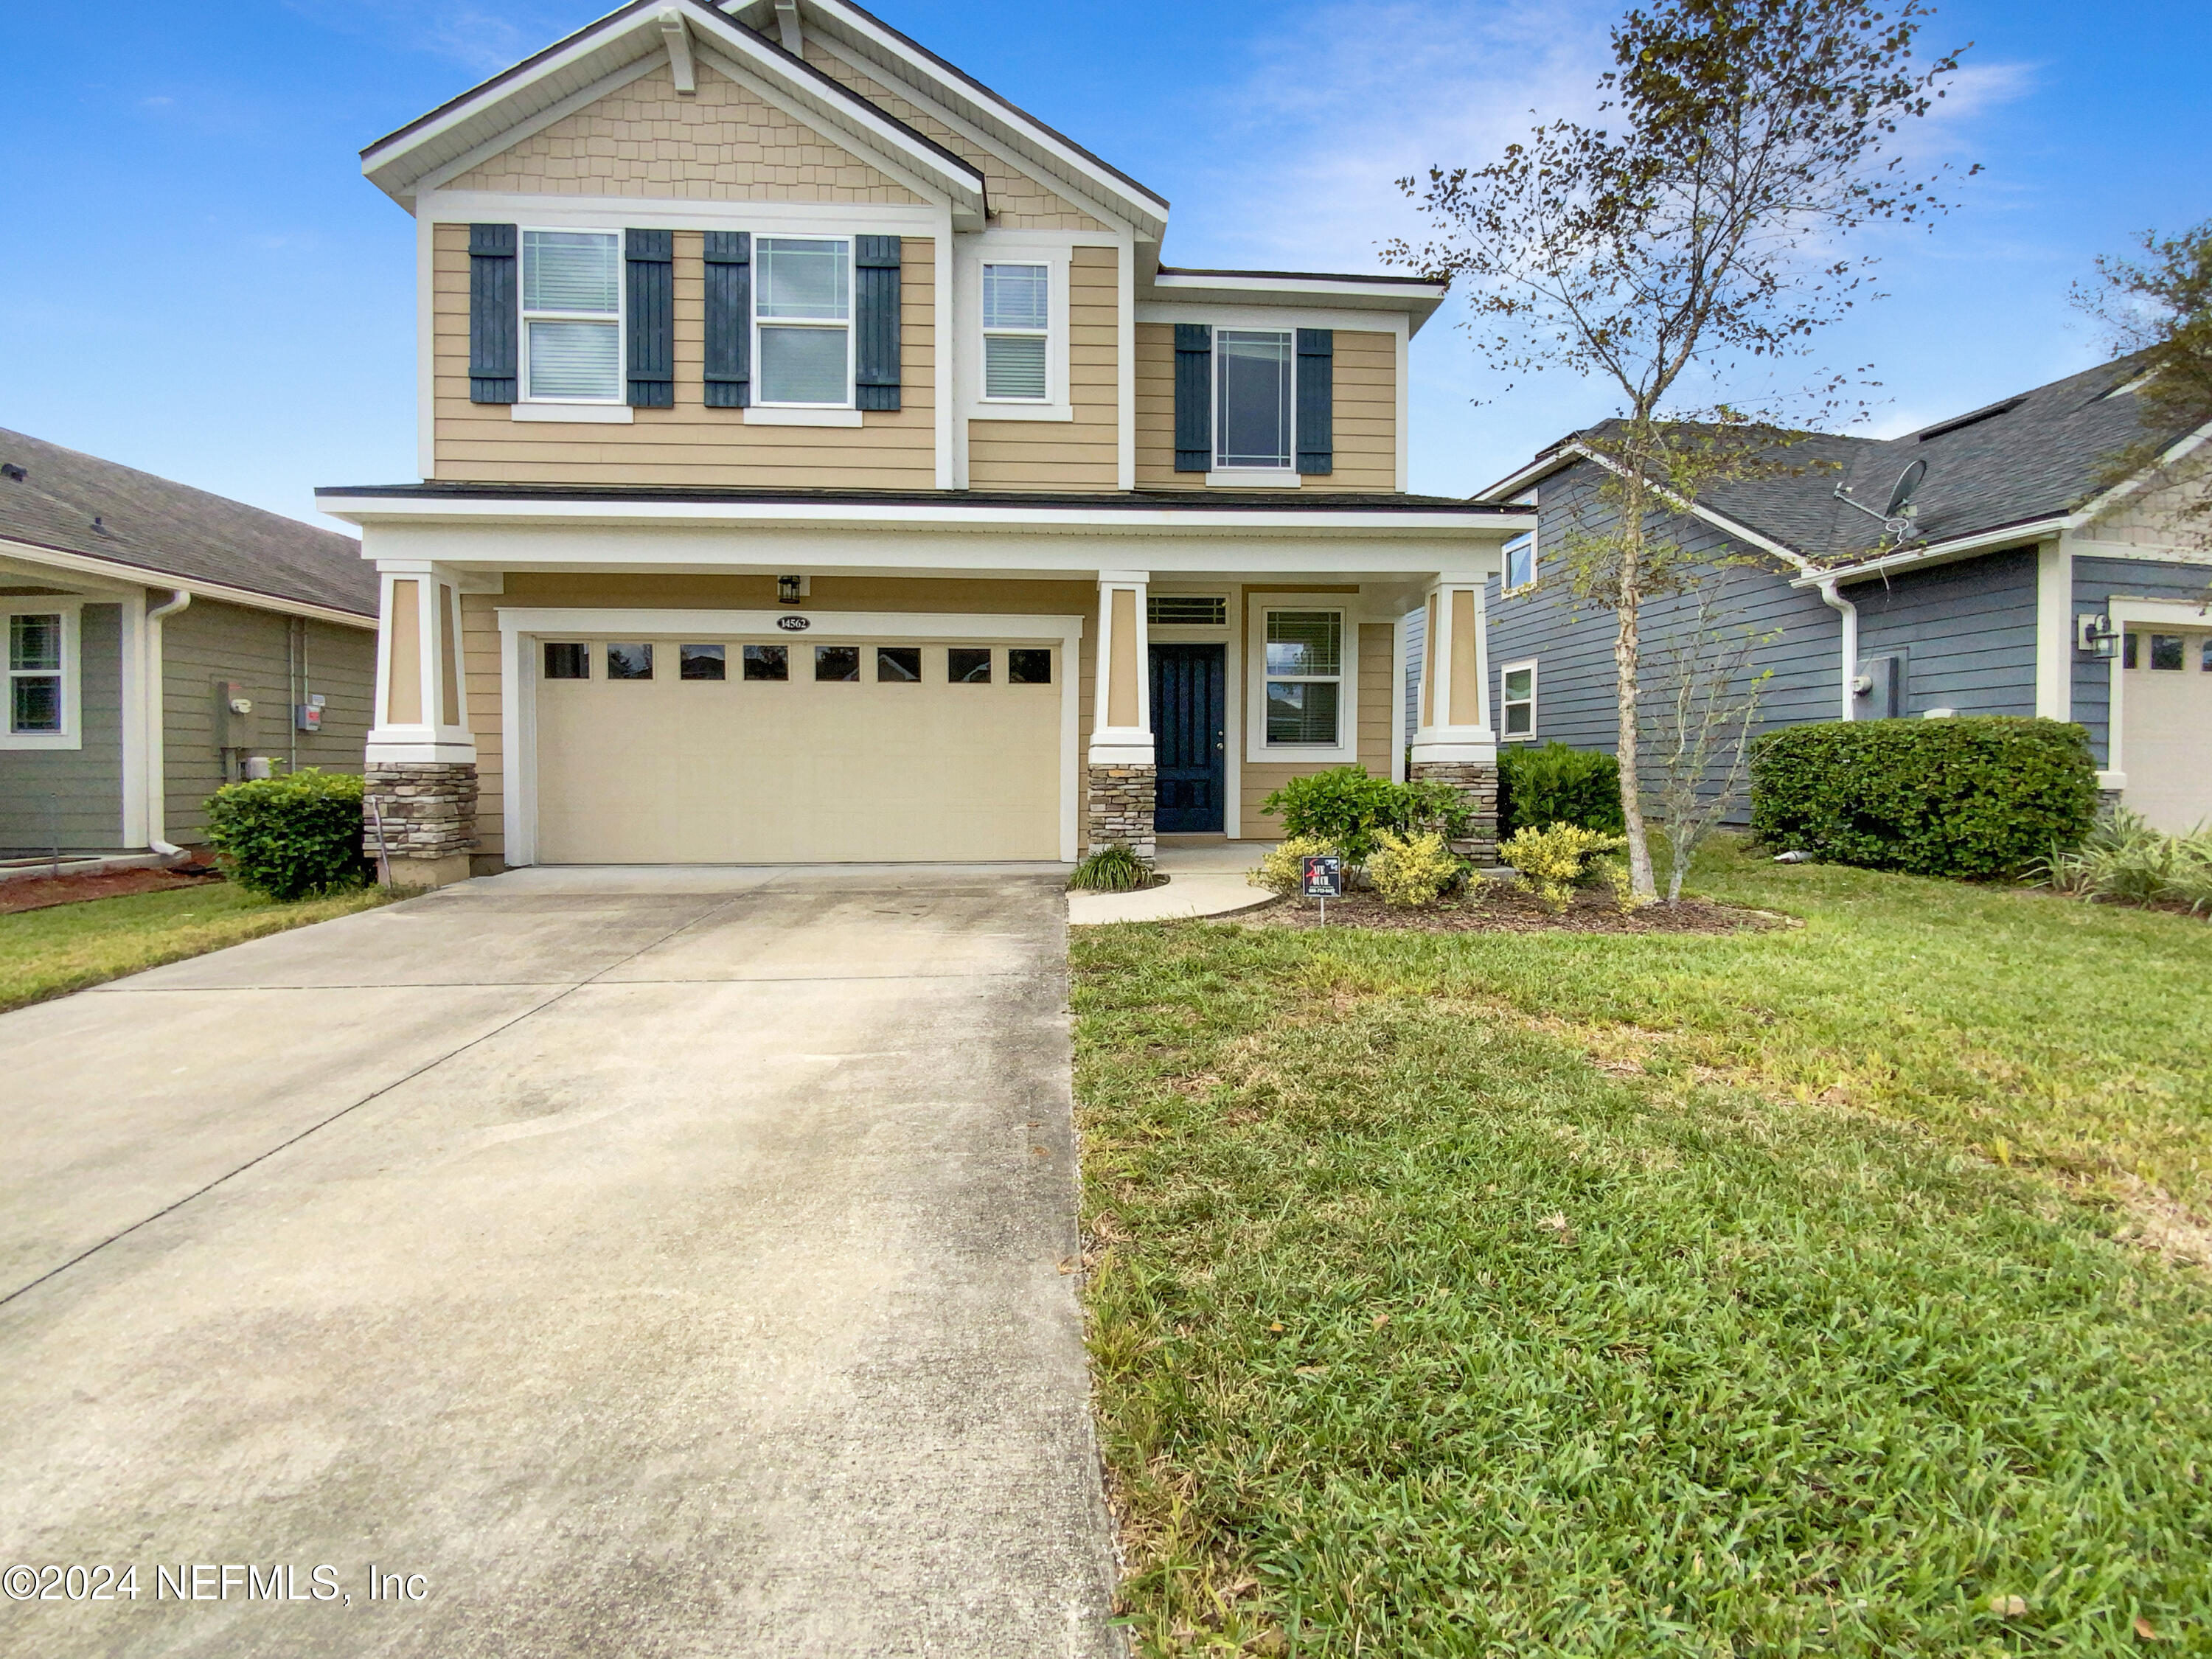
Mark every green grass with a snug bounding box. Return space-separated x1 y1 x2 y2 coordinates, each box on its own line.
0 881 392 1012
1072 842 2212 1655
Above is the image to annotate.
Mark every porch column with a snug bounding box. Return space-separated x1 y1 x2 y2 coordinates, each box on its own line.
1410 571 1500 866
1087 570 1156 863
364 560 479 888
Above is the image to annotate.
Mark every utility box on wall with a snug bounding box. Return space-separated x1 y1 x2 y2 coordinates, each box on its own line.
1852 653 1906 722
212 679 256 750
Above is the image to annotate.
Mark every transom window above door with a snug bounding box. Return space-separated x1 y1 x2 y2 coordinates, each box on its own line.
757 237 852 406
521 230 621 401
1217 330 1293 470
982 263 1048 400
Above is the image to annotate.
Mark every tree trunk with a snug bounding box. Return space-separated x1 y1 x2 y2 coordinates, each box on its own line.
1613 475 1658 900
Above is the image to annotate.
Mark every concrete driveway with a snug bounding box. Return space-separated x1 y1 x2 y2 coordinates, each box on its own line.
0 866 1119 1658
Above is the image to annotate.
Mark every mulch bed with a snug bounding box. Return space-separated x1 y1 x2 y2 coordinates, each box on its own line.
0 866 222 917
1239 883 1785 935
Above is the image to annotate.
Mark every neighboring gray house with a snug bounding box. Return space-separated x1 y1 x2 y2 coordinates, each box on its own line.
1445 356 2212 833
1 431 378 858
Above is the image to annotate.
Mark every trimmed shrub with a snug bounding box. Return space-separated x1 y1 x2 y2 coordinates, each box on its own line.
204 768 371 901
2034 810 2212 913
1251 835 1342 895
1750 717 2098 880
1497 742 1626 837
1368 830 1461 908
1499 822 1626 913
1260 767 1475 864
1070 844 1151 892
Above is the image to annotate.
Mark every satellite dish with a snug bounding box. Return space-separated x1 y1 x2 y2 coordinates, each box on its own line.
1884 459 1928 519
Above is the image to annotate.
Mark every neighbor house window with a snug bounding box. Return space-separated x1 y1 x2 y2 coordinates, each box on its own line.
7 611 67 737
1503 533 1536 592
981 263 1048 400
757 237 852 406
521 230 622 401
1217 330 1293 470
1500 659 1537 739
1262 610 1341 745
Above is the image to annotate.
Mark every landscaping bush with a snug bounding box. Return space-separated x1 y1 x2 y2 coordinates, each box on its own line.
1069 844 1151 892
1260 767 1474 864
1497 742 1625 837
1498 822 1627 913
1368 830 1461 908
204 768 372 901
2034 809 2212 913
1750 717 2098 880
1250 835 1342 895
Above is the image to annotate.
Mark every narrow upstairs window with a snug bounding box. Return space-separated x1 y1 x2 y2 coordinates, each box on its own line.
521 230 622 401
757 237 852 406
1217 330 1293 469
982 264 1048 400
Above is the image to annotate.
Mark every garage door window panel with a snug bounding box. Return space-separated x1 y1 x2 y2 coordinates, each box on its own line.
949 647 992 684
815 645 861 682
543 641 590 680
606 643 653 681
743 644 789 681
877 647 922 682
1008 648 1053 685
679 644 726 681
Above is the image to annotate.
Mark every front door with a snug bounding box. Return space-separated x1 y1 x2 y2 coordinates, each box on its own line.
1150 643 1225 833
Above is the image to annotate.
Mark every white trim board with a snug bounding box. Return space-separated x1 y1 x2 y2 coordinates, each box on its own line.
495 605 1085 866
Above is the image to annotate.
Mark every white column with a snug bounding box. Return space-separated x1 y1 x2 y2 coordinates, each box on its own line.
1088 569 1154 764
366 559 476 764
1410 571 1496 765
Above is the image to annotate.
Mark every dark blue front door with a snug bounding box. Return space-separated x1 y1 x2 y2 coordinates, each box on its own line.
1150 644 1225 832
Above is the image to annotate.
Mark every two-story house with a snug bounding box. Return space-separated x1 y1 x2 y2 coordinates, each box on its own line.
317 0 1529 883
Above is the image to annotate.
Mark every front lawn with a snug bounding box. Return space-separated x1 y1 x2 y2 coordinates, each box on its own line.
0 880 392 1013
1073 842 2212 1655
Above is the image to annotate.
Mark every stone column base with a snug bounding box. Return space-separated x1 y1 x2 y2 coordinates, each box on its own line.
1085 762 1157 865
1410 760 1500 867
365 760 479 889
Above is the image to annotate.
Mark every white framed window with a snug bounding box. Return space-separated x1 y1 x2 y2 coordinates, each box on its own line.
1500 658 1537 740
521 229 622 403
1246 596 1358 762
755 236 853 407
1503 532 1536 593
1216 330 1293 470
981 262 1049 401
4 602 80 751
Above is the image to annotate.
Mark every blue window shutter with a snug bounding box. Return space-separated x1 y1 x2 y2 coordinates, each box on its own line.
702 231 750 408
625 229 674 408
855 236 902 411
467 223 517 404
1295 328 1333 475
1174 324 1211 472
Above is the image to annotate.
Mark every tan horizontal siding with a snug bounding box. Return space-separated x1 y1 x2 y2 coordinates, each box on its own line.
1135 322 1399 493
449 61 921 204
434 226 936 488
967 245 1119 492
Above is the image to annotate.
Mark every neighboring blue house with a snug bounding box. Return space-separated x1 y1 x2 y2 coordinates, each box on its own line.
1437 355 2212 833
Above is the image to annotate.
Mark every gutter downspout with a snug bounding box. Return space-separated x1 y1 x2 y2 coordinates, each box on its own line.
1815 575 1857 723
145 589 191 859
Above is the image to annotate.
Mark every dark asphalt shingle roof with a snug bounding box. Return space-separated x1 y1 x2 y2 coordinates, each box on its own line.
0 430 375 616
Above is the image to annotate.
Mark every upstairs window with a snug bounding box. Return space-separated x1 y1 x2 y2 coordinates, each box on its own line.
522 230 622 401
1503 533 1536 592
1217 330 1293 469
982 263 1049 400
757 237 852 406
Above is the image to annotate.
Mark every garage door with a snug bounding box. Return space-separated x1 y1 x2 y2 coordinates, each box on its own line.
2121 626 2212 833
532 633 1063 863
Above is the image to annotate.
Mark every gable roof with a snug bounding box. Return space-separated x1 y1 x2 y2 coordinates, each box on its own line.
0 430 375 620
1474 352 2209 570
361 0 989 227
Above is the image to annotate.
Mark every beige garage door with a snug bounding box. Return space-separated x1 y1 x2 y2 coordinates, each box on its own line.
533 634 1063 863
2121 626 2212 834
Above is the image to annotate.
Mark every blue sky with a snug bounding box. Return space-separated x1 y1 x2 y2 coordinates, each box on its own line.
1 0 2205 531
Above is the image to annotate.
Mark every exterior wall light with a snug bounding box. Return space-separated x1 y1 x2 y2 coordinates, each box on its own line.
2075 613 2118 658
777 574 809 605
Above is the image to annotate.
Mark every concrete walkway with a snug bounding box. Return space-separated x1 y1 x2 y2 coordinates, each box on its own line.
0 866 1119 1658
1067 838 1278 926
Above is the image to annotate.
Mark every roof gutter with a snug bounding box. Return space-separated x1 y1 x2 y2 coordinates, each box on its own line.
143 591 192 858
0 535 377 628
1790 515 2073 588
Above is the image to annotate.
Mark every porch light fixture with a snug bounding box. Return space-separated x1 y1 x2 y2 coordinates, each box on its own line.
2076 612 2118 658
777 574 807 605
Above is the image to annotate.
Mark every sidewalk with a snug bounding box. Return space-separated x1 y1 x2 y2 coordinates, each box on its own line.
1067 838 1279 926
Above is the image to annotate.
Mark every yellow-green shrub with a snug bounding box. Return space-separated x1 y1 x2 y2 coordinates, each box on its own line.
1500 822 1626 914
1368 830 1461 908
1251 835 1342 894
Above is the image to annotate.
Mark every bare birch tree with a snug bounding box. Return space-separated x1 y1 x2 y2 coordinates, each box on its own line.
1388 0 1970 897
1641 588 1777 901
